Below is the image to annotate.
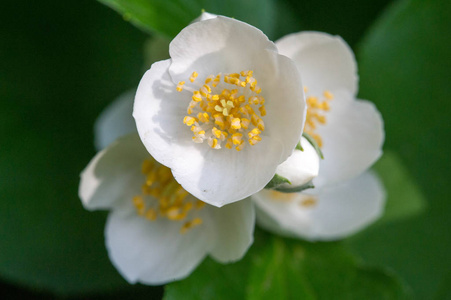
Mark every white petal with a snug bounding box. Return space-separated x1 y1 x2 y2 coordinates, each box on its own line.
105 208 214 285
169 16 278 84
94 90 136 150
315 92 384 187
134 56 305 207
79 134 147 211
192 11 218 23
275 136 320 188
276 31 358 96
134 59 193 169
253 171 385 241
208 198 255 263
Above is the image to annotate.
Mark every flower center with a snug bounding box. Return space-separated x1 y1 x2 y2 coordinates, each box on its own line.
132 159 205 234
303 87 334 148
177 70 266 151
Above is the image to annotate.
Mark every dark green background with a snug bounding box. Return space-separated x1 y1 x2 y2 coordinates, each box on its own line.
1 0 449 298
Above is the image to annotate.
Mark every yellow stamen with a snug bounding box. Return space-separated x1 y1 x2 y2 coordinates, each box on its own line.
132 159 205 233
304 87 333 148
179 70 267 151
190 71 198 83
176 81 185 92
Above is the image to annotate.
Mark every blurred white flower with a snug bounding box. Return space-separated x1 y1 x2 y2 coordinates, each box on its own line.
79 133 254 285
252 32 385 241
133 16 306 207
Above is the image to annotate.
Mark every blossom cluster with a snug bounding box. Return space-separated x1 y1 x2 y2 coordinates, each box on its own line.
79 12 384 285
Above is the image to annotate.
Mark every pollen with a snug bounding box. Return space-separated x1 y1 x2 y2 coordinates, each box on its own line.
179 70 266 151
132 159 205 233
176 81 185 92
303 87 333 148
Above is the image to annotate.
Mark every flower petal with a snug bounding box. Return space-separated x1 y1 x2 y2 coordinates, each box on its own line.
208 198 255 263
192 11 218 23
169 16 278 84
79 134 147 211
105 208 214 285
275 136 320 188
94 89 136 150
276 31 358 96
315 91 384 187
253 171 385 241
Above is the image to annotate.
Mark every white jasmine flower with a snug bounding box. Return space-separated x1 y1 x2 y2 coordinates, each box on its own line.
79 133 255 285
134 16 306 208
252 32 385 241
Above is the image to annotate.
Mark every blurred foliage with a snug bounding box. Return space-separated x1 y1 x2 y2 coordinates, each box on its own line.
347 0 451 298
0 0 449 298
372 151 426 225
165 230 409 299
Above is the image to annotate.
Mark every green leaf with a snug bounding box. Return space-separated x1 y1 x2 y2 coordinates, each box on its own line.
165 231 409 299
265 174 291 189
347 0 451 298
97 0 277 38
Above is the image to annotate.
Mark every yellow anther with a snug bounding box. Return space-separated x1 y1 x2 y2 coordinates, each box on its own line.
192 91 202 102
321 101 330 111
208 138 220 149
190 71 198 83
249 136 261 146
259 105 266 116
248 128 261 138
141 160 153 174
300 197 317 207
324 90 334 100
195 200 206 209
257 119 265 131
183 116 197 126
201 84 211 95
231 118 241 129
232 133 243 145
316 115 326 124
251 113 259 126
145 209 157 221
205 75 214 84
221 89 231 97
212 127 222 139
176 81 185 92
211 94 219 101
236 141 245 151
166 207 182 220
241 118 250 129
249 96 259 105
225 138 233 149
180 218 203 234
197 112 210 123
229 77 240 85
